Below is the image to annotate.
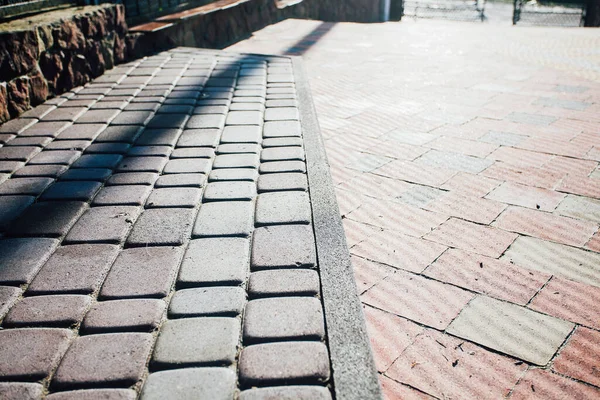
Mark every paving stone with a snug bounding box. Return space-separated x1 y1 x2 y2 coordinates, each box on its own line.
76 109 120 124
239 386 332 400
0 195 34 231
193 105 228 114
0 146 41 161
64 206 140 244
259 160 306 174
28 150 80 165
56 124 107 140
163 158 211 174
447 295 574 365
415 150 493 174
248 269 320 298
243 297 324 343
20 121 70 137
0 328 72 380
124 102 160 112
9 165 65 179
0 118 37 134
255 192 311 226
264 107 299 121
146 188 202 208
40 181 102 201
0 238 58 285
52 333 153 389
135 128 182 146
208 168 258 182
552 326 600 387
91 100 128 110
239 342 330 386
8 201 86 238
3 136 52 146
503 236 600 287
228 102 264 111
203 181 256 201
212 154 259 169
193 201 253 237
169 287 246 317
72 154 123 169
106 172 158 186
217 143 260 154
92 185 152 206
152 317 240 368
0 286 21 318
100 246 182 299
510 368 600 400
95 125 143 143
146 114 189 130
0 161 25 173
28 244 119 295
425 217 517 258
169 147 213 160
251 225 316 269
220 126 262 143
46 140 91 151
0 382 44 399
555 194 600 221
3 295 91 328
265 99 298 108
116 156 168 173
506 112 557 125
257 173 307 193
141 368 236 400
155 173 206 188
156 105 194 114
82 299 166 333
59 168 112 182
127 145 172 157
479 131 526 147
494 206 597 247
225 111 262 126
176 129 221 147
110 111 154 126
42 107 87 122
178 238 249 286
184 114 226 130
46 389 137 400
263 121 301 138
485 181 565 212
127 208 194 246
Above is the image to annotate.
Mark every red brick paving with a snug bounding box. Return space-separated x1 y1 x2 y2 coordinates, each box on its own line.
230 18 600 399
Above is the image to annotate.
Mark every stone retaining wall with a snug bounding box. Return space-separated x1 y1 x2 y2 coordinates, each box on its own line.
0 4 128 123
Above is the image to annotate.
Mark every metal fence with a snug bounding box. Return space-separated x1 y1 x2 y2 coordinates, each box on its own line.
402 0 486 22
513 0 586 26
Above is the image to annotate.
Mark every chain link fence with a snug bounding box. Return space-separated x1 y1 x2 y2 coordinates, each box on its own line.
401 0 486 22
513 0 585 26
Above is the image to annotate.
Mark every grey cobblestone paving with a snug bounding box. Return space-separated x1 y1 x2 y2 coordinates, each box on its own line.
0 48 341 399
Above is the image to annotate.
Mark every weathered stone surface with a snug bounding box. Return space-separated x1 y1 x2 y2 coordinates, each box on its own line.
47 389 137 400
239 386 332 400
64 205 139 244
4 295 91 328
40 181 101 201
257 173 307 192
28 244 119 295
146 188 202 208
155 173 206 188
0 383 44 400
100 246 182 299
248 269 321 298
0 195 35 232
0 328 72 380
82 299 166 333
193 201 253 237
0 286 21 319
152 317 240 368
141 368 236 400
126 208 194 246
0 30 39 81
53 333 153 389
92 185 151 206
255 192 311 226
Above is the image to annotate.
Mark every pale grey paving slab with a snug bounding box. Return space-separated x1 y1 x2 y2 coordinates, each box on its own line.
533 97 591 111
106 172 158 186
0 382 44 400
447 295 574 365
0 286 22 319
554 194 600 222
56 124 107 141
152 317 240 368
479 131 527 147
263 121 301 138
220 126 262 143
155 173 207 188
169 287 246 317
506 112 557 125
415 150 493 173
141 368 236 400
209 168 258 182
239 386 332 400
127 208 194 246
243 297 325 343
135 128 182 147
82 299 166 333
262 137 302 148
186 115 225 129
193 201 253 237
163 158 211 174
396 184 446 207
177 129 221 147
264 107 299 121
212 154 259 169
217 143 261 154
203 181 256 201
502 236 600 288
171 147 214 159
92 185 152 206
146 188 203 208
257 173 307 193
178 237 250 287
255 192 311 226
64 206 140 244
116 156 168 173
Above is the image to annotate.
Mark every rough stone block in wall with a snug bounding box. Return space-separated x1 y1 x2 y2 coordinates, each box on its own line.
0 4 129 122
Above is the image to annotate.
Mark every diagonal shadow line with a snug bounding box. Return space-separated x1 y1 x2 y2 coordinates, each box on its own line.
282 21 336 56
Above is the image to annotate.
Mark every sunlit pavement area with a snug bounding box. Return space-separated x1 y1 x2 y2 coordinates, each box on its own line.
228 18 600 399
